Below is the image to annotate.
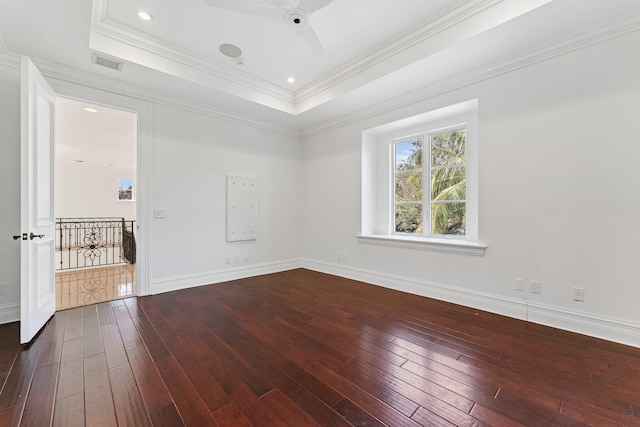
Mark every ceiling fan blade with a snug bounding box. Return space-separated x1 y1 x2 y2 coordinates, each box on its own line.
296 25 325 61
263 0 299 7
297 0 333 14
203 0 286 20
205 0 327 60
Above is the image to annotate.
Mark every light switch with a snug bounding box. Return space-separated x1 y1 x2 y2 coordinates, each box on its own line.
154 208 167 219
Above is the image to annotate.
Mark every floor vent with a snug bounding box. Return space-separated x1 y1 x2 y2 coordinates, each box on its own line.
91 53 124 71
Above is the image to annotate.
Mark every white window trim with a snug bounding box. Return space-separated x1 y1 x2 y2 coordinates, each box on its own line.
356 234 486 256
360 99 485 256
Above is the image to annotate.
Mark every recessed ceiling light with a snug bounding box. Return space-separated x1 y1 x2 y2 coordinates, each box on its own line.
137 11 153 21
287 77 296 84
83 107 98 113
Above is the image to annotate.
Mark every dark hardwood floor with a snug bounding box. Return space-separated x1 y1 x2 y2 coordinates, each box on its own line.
1 269 639 426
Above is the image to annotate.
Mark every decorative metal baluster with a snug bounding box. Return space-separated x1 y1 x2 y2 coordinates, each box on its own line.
75 222 80 269
55 218 136 271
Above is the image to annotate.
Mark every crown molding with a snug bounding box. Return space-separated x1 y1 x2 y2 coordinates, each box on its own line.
90 0 547 115
92 19 293 104
92 0 481 115
302 8 640 138
295 0 501 103
293 0 555 113
0 36 19 68
0 46 301 138
3 4 638 138
91 0 293 105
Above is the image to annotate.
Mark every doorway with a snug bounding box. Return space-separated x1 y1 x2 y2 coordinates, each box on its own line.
54 97 138 310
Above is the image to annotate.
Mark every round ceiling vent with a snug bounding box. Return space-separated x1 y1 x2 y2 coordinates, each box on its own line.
219 44 242 58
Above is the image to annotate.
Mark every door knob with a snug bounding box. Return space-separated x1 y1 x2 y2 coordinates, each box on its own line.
29 232 44 240
13 233 27 240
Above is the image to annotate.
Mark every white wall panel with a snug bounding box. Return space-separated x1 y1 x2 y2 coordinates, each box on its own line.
227 175 257 242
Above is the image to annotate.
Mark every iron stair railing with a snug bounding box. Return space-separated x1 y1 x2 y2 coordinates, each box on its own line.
55 217 136 270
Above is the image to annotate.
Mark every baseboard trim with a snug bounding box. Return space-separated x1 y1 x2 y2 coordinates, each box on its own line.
301 259 640 348
151 259 304 295
0 303 20 325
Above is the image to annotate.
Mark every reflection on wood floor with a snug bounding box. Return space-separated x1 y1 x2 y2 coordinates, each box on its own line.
55 264 136 310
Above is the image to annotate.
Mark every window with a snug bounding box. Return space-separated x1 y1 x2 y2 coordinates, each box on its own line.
360 99 484 255
393 127 467 237
117 177 134 201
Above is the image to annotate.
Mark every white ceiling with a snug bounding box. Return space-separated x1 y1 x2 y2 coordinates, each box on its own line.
88 0 554 115
55 97 137 169
1 0 640 133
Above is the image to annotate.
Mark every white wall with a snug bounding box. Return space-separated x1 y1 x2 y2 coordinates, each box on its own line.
55 161 136 219
0 65 21 323
0 62 302 321
149 104 302 292
301 31 640 346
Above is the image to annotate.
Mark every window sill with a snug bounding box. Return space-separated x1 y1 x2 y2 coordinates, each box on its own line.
357 234 487 256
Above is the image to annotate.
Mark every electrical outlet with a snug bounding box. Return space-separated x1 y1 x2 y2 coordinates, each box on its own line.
0 283 6 296
225 256 231 265
530 280 541 294
514 278 524 291
573 287 585 302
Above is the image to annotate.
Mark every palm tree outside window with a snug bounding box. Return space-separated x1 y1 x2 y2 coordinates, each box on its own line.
393 127 466 236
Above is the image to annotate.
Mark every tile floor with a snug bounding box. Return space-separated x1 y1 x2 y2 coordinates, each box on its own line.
55 264 136 310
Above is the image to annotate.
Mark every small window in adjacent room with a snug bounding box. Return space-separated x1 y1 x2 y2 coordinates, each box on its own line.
360 99 485 255
117 177 134 201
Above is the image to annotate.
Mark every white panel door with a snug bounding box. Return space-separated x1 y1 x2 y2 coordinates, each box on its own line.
20 56 56 344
